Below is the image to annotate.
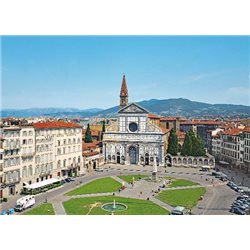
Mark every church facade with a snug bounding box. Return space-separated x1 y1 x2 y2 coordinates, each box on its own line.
103 75 165 166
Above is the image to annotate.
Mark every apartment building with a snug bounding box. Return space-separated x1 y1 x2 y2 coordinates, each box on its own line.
220 128 244 166
211 127 250 172
0 121 84 199
0 146 4 199
243 127 250 171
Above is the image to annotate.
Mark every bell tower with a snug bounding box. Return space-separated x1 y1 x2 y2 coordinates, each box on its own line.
120 74 129 110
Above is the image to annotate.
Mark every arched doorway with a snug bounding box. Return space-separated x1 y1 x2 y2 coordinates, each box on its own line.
145 153 149 165
129 147 137 165
117 152 120 164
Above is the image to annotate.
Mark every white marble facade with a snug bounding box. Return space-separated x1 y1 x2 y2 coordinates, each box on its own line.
103 103 164 166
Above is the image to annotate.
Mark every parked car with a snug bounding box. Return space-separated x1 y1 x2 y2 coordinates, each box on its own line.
237 195 249 200
213 172 224 178
230 207 246 215
170 206 190 215
64 177 75 183
219 175 228 182
0 210 7 215
8 208 15 215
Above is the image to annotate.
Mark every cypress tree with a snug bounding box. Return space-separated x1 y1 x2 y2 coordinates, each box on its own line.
181 130 206 157
85 124 93 143
101 120 106 140
178 144 182 153
181 130 192 156
196 135 206 156
189 130 199 156
167 129 179 155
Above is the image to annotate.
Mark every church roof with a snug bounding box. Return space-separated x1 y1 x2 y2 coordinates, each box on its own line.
120 74 128 97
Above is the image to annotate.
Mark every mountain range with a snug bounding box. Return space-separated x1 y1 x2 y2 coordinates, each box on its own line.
1 98 249 118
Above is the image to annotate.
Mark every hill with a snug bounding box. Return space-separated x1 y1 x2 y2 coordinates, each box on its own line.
1 99 249 118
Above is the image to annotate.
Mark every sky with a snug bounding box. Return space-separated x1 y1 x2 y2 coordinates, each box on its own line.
1 36 249 109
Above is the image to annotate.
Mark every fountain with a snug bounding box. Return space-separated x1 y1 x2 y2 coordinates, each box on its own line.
101 199 127 213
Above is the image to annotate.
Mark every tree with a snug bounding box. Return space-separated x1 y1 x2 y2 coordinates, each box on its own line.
84 124 93 143
181 129 206 156
196 135 206 156
181 131 192 156
101 120 106 140
189 130 199 156
167 129 179 155
178 144 182 153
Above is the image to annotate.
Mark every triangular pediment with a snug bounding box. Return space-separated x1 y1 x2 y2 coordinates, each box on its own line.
118 102 149 114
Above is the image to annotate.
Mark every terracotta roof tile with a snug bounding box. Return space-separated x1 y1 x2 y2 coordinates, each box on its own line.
160 117 178 121
82 151 100 157
148 114 159 119
222 128 243 136
180 121 224 125
243 126 250 133
82 141 101 150
33 121 81 129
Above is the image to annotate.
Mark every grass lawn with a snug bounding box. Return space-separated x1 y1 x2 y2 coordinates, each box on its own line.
63 196 169 215
118 175 148 183
167 177 199 188
157 187 206 209
66 177 121 196
23 203 55 215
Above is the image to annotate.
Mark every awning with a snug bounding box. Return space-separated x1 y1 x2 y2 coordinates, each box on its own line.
25 178 60 190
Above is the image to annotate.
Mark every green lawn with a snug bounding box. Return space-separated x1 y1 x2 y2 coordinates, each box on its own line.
66 177 121 196
118 175 148 183
23 203 55 215
157 187 206 209
167 178 199 188
63 196 169 215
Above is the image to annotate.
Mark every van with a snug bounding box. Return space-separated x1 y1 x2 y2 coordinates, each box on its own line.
170 206 190 215
201 166 210 172
14 195 35 212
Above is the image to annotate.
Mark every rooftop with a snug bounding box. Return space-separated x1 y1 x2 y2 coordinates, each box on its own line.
33 121 81 129
222 128 243 136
